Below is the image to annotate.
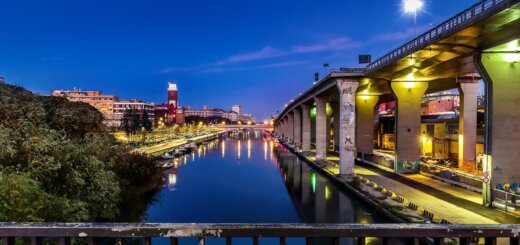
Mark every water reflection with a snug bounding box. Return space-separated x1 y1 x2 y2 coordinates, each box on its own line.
148 130 404 245
273 146 376 223
264 140 268 161
248 139 251 160
237 139 241 159
221 140 225 158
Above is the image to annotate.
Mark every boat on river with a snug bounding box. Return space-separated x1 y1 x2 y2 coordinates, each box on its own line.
162 152 174 159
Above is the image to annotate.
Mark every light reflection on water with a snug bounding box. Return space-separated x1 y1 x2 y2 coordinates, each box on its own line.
147 130 406 245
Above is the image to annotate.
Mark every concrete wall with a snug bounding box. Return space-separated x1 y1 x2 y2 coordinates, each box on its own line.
477 52 520 188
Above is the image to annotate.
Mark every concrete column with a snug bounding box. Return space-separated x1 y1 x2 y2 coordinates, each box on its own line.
314 96 328 160
356 95 379 159
476 49 520 204
336 79 359 175
284 118 288 140
281 118 287 140
287 113 294 143
390 81 428 173
326 107 332 150
457 81 480 171
293 108 302 148
331 102 340 152
301 104 311 152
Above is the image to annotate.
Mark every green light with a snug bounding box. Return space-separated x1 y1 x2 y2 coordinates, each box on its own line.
311 172 316 193
310 106 317 118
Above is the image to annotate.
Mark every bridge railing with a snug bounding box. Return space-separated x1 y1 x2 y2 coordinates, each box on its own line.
367 0 514 72
1 223 520 245
319 68 367 81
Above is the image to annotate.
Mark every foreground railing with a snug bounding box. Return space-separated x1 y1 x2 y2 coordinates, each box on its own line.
1 223 520 245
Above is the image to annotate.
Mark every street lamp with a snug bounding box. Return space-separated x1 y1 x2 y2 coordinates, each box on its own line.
403 0 423 73
403 0 423 35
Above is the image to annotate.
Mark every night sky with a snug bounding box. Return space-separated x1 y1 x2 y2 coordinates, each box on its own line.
0 0 476 121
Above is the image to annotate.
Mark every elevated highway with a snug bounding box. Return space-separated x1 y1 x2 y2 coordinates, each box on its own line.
274 0 520 204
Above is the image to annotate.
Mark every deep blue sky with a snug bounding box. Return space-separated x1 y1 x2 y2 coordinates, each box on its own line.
0 0 476 121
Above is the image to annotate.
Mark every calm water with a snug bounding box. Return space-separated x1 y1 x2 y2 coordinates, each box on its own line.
146 130 395 245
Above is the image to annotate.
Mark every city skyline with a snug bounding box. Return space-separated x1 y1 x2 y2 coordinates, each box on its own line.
1 0 476 120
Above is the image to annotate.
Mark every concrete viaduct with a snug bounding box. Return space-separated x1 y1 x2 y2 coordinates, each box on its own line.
273 0 520 204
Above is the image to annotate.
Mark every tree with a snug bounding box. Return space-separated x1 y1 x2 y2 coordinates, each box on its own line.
141 111 153 132
0 83 163 222
120 109 143 142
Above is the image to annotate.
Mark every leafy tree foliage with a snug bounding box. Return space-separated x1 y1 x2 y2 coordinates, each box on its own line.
0 84 163 222
120 109 153 143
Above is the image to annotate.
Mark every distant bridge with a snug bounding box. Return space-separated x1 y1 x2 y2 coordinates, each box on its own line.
216 124 272 130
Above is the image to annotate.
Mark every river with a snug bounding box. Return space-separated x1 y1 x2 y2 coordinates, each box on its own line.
146 130 396 245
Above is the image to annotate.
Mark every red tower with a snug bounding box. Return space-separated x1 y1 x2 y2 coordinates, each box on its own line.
166 82 178 125
167 82 178 108
155 82 179 127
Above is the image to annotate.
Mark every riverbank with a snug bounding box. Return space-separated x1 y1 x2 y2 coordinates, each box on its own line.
138 131 225 156
271 133 520 224
271 135 419 224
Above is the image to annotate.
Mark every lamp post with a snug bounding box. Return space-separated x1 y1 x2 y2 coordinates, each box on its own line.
403 0 423 35
403 0 423 76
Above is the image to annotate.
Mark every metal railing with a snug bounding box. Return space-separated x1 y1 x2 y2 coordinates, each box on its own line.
275 68 367 124
366 0 517 72
494 189 520 214
1 223 520 245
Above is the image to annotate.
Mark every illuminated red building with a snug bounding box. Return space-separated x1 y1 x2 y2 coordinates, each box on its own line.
154 82 179 127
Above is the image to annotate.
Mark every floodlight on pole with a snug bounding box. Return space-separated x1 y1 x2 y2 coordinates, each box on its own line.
404 0 423 13
403 0 423 70
403 0 423 35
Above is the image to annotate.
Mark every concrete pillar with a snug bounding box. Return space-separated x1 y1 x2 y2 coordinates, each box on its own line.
390 81 428 173
356 95 379 159
280 120 284 138
314 96 328 160
336 79 359 175
282 118 287 140
331 102 340 152
457 81 480 171
287 113 294 143
326 106 332 150
476 49 520 204
293 108 302 148
301 104 311 152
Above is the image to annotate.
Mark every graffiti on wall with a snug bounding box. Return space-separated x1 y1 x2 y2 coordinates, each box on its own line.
337 80 358 156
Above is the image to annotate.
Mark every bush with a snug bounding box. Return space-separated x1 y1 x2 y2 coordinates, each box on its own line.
0 83 163 222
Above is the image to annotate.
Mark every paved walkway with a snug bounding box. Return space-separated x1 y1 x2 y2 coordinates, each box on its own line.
304 149 520 224
138 132 221 155
357 163 520 224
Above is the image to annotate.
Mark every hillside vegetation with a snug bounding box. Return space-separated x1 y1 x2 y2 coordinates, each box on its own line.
0 83 163 222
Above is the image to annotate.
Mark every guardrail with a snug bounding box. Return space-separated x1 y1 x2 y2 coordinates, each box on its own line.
494 189 520 214
1 223 520 245
367 0 515 72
